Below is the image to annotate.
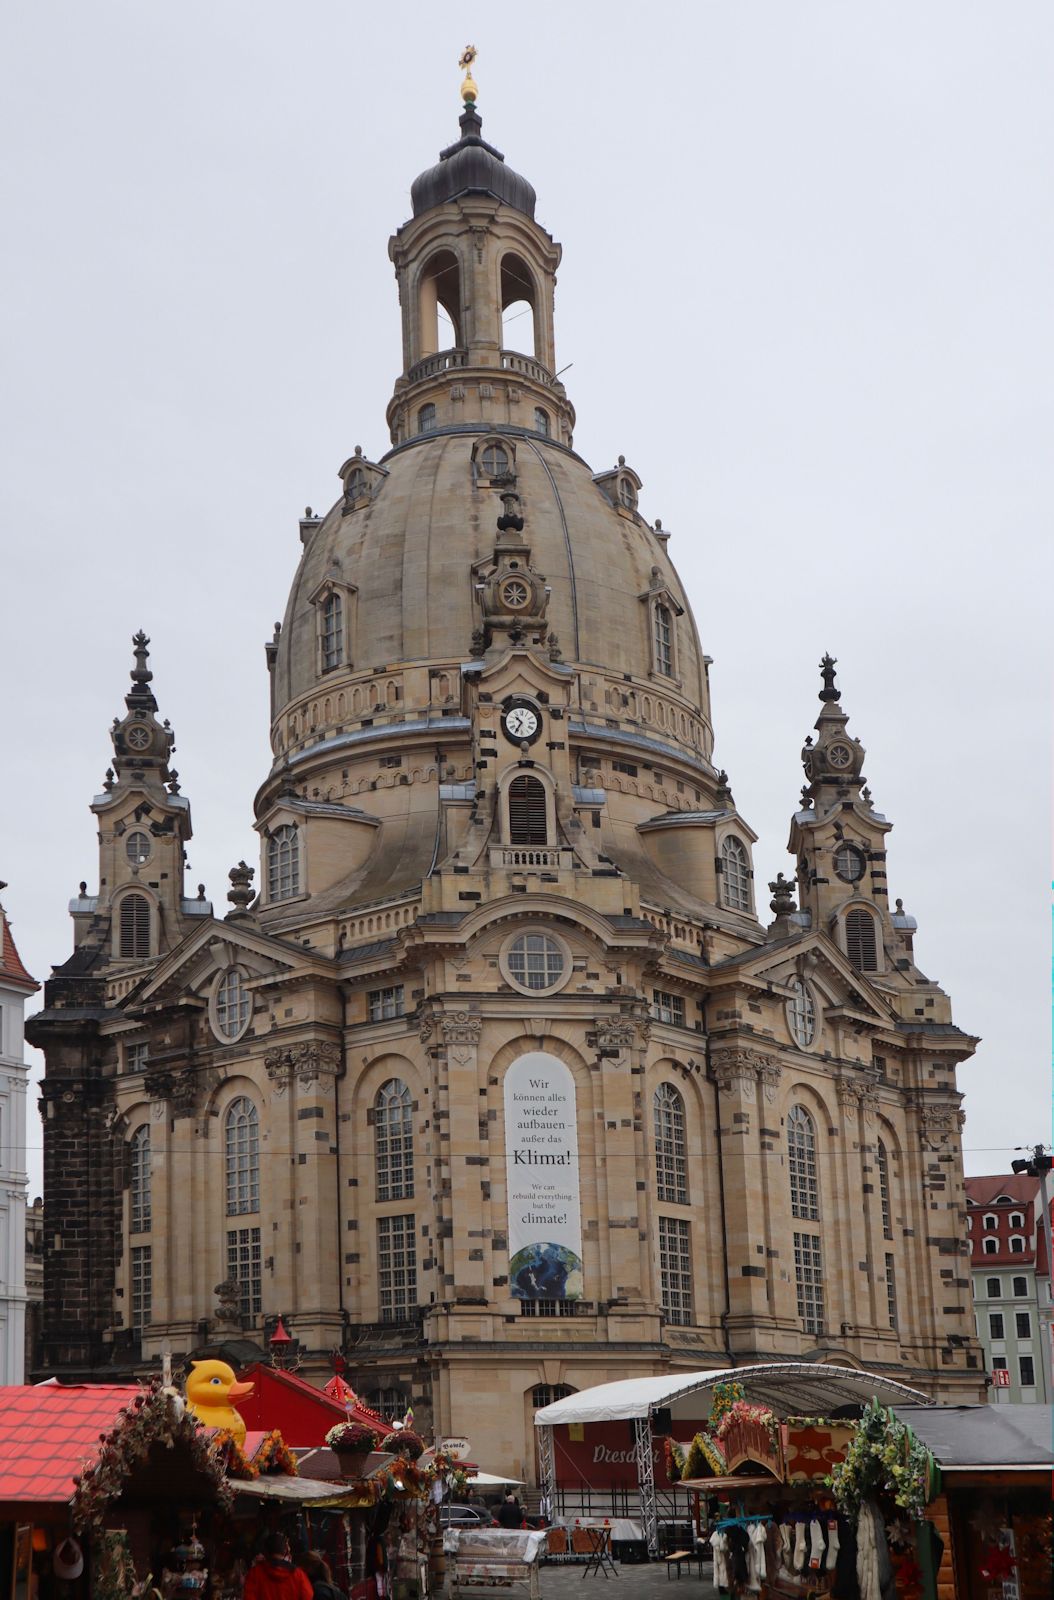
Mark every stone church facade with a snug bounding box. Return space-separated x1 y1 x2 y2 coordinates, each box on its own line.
29 86 983 1477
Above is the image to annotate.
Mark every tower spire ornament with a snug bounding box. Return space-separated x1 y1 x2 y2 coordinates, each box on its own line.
458 45 478 106
818 652 840 702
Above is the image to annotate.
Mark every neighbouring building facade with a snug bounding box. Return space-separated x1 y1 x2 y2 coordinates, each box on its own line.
28 80 984 1475
966 1173 1052 1403
0 891 36 1383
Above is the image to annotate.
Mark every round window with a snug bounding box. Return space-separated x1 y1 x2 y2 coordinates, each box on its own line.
502 931 569 995
827 742 853 769
125 830 152 866
126 724 151 751
500 577 531 610
833 843 866 883
212 967 251 1042
481 443 510 478
787 978 816 1048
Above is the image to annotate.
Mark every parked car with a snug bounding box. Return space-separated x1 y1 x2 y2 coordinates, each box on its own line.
440 1504 498 1529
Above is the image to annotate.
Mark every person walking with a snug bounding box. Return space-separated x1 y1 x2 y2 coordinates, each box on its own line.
299 1550 348 1600
244 1532 313 1599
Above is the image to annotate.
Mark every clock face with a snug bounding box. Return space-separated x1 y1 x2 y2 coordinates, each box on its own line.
502 704 541 744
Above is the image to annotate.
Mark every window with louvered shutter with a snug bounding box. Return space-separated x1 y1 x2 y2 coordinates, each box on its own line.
845 909 878 970
508 776 548 844
119 894 151 958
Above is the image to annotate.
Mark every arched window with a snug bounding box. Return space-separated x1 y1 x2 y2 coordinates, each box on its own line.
983 1214 998 1231
500 254 539 357
321 592 343 670
417 250 462 354
1010 1211 1025 1228
618 476 638 510
376 1079 414 1203
845 908 879 971
480 442 511 478
720 836 751 912
125 830 151 866
654 602 673 676
1010 1236 1025 1254
225 1096 259 1216
345 467 367 502
508 775 548 845
532 1383 575 1410
788 1104 819 1220
418 403 437 434
877 1140 892 1238
213 967 250 1041
533 407 550 437
118 893 151 959
654 1083 688 1205
983 1237 998 1255
268 824 300 901
130 1124 151 1234
788 979 816 1048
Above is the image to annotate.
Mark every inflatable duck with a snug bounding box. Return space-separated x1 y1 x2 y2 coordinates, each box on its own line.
185 1360 255 1446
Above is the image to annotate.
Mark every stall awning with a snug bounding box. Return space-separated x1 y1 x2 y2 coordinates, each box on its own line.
894 1404 1054 1472
232 1476 365 1505
533 1363 933 1426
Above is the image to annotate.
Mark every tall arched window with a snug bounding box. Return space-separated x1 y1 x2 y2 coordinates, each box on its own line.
654 602 673 676
268 824 300 901
533 407 550 437
376 1079 414 1203
321 592 343 670
130 1124 151 1235
508 775 548 845
845 908 879 971
788 1104 819 1220
118 893 151 959
877 1139 892 1238
418 403 437 434
654 1083 688 1204
720 836 751 911
225 1096 260 1216
213 967 250 1041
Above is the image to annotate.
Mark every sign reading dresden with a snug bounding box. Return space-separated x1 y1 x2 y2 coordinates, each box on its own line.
504 1053 583 1300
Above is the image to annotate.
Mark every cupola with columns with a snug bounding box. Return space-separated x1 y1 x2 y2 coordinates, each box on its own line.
386 60 574 448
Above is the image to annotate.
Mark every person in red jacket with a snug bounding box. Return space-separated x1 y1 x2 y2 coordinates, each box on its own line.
244 1533 313 1600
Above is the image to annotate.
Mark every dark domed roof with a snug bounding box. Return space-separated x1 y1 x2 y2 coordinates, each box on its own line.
410 106 536 219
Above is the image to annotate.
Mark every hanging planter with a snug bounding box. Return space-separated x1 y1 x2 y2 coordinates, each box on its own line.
325 1421 381 1478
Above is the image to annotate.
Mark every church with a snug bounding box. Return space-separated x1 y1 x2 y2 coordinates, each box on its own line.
28 67 983 1478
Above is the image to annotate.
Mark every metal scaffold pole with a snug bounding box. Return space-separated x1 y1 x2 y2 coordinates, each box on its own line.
537 1424 556 1514
634 1414 658 1557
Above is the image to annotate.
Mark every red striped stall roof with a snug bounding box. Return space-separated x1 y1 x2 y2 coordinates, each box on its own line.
0 1385 141 1504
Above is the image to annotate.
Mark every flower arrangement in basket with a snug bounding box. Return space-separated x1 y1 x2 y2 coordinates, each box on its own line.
325 1421 381 1476
713 1399 778 1442
382 1428 425 1461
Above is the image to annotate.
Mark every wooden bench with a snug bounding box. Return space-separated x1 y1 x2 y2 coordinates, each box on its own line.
664 1550 700 1579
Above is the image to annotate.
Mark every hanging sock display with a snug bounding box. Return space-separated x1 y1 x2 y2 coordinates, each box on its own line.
825 1516 840 1570
808 1518 825 1570
793 1519 807 1572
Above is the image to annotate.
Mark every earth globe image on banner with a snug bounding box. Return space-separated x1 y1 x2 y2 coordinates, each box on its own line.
510 1242 584 1300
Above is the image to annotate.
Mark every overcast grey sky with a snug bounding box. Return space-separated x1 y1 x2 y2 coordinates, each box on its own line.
3 3 1051 1196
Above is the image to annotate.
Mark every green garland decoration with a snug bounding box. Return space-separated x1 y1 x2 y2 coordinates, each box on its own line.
826 1399 935 1522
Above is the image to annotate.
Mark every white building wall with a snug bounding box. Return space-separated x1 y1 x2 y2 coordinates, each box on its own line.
0 983 30 1383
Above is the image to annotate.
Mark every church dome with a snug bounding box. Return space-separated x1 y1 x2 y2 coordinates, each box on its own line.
410 106 536 219
270 429 709 759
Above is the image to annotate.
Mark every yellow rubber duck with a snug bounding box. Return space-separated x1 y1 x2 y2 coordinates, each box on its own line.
185 1360 255 1447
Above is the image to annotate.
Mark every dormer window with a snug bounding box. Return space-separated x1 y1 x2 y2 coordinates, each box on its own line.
533 407 550 437
268 824 300 901
482 442 511 478
719 835 752 912
321 592 343 671
345 467 367 501
654 602 673 676
618 476 638 510
418 403 437 434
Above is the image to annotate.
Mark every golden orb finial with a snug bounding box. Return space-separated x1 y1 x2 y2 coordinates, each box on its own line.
459 45 478 106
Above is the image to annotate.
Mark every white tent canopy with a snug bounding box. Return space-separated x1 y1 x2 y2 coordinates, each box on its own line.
533 1362 933 1427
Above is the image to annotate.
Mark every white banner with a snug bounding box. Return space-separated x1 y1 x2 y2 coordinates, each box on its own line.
504 1053 583 1299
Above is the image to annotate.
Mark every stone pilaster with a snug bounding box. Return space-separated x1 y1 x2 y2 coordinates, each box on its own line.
437 1011 485 1308
711 1046 777 1347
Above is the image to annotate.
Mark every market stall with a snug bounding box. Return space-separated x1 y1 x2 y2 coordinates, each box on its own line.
533 1362 932 1558
0 1381 232 1598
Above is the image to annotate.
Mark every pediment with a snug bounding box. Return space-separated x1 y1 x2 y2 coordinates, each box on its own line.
124 919 310 1010
717 933 894 1026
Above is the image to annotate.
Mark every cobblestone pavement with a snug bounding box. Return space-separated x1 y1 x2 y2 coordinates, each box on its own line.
460 1559 722 1600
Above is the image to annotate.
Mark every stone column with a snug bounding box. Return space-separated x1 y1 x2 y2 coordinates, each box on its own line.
437 1012 485 1308
593 1013 651 1317
711 1047 777 1347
